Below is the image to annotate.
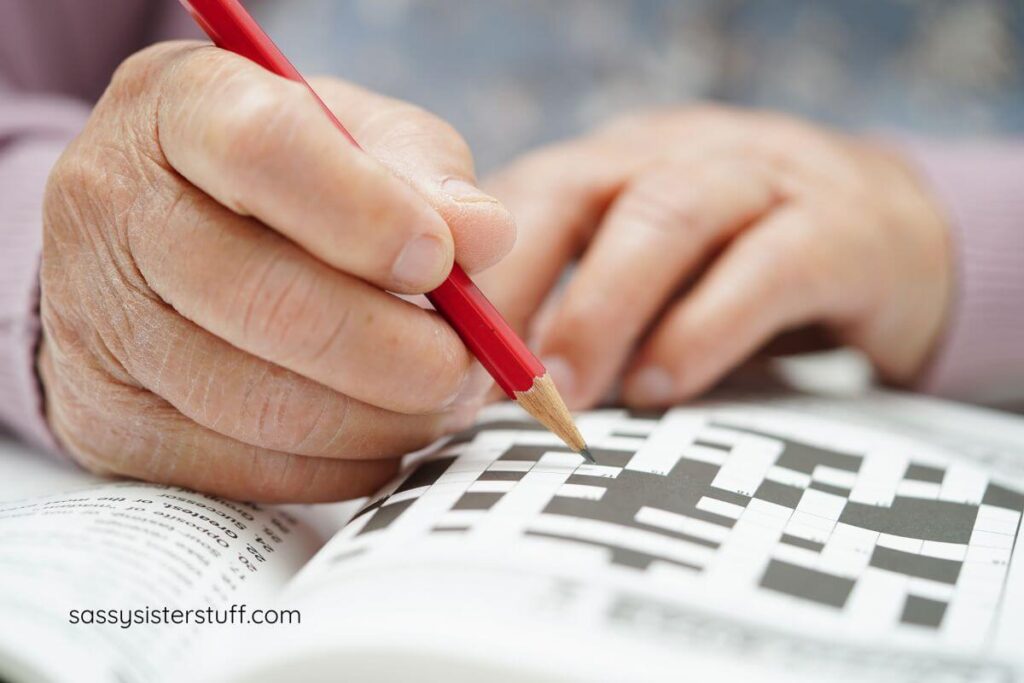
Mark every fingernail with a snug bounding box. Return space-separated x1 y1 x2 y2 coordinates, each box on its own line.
392 234 450 289
441 400 483 434
445 362 493 409
442 177 498 204
541 356 577 405
626 366 676 405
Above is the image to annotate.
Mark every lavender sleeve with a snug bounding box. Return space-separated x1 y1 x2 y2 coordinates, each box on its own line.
0 97 90 452
903 142 1024 403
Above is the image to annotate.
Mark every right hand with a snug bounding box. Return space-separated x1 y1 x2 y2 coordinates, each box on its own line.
39 42 515 502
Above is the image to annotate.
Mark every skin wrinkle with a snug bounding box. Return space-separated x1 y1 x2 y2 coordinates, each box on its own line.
150 321 179 396
249 437 291 499
302 298 353 375
266 435 292 496
147 412 172 482
153 45 222 179
360 106 474 187
37 43 513 499
271 375 297 447
201 342 237 432
124 181 189 276
39 350 95 472
335 96 429 155
88 199 188 386
77 302 134 387
311 79 512 275
200 362 223 430
92 128 170 210
477 106 953 409
238 363 272 445
272 377 333 456
258 255 308 349
222 230 275 328
23 21 958 493
253 377 276 448
180 324 207 419
616 177 712 241
239 245 289 348
90 376 302 500
315 399 356 457
50 361 149 477
299 455 330 493
38 308 93 380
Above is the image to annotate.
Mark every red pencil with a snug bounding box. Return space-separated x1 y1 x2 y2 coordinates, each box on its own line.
178 0 591 460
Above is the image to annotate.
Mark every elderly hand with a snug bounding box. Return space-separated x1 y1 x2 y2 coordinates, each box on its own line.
39 42 514 501
477 106 951 409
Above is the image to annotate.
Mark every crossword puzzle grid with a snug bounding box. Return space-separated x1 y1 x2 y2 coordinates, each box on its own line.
341 409 1024 649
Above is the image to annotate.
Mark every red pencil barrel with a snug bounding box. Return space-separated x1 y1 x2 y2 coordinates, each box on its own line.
181 0 545 398
426 266 545 397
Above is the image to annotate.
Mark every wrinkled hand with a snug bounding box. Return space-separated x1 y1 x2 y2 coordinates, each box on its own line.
40 42 514 501
477 107 951 409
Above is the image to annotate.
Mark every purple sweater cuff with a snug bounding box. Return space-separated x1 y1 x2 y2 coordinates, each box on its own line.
0 96 90 453
902 141 1024 402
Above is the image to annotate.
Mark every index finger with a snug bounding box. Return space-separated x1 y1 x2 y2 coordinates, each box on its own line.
474 137 649 333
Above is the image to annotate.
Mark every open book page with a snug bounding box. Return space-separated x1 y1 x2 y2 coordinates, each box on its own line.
217 395 1024 683
0 437 326 683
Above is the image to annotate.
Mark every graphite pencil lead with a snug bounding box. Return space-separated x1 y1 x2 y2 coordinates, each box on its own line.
578 447 596 465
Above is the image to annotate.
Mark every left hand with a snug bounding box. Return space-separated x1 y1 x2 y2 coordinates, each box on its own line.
476 106 952 408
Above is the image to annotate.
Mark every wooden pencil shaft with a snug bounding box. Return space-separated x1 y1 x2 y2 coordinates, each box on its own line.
513 374 587 453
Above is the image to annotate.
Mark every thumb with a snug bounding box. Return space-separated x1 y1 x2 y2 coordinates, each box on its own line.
310 77 516 274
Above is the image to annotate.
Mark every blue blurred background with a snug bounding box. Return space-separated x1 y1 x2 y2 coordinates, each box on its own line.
252 0 1023 172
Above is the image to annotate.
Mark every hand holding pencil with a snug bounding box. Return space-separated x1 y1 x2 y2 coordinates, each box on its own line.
37 34 526 500
178 0 591 459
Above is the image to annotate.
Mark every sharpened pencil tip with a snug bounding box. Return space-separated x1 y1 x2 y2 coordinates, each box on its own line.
513 373 590 459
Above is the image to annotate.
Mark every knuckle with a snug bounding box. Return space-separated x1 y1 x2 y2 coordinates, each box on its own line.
239 372 353 456
203 79 306 190
493 141 594 200
216 89 282 160
374 102 474 163
107 43 182 99
301 302 355 371
45 374 135 479
233 248 368 382
620 174 704 237
237 249 331 357
45 149 102 209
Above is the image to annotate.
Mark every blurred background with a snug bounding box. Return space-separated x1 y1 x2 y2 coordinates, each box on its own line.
252 0 1023 173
